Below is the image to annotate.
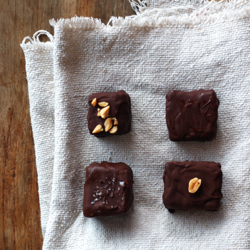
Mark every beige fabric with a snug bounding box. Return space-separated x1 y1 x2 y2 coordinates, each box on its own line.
20 31 54 236
21 1 250 249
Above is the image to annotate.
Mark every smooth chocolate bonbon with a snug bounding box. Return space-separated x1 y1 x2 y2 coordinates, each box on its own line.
166 89 219 141
83 161 133 217
163 161 222 213
87 90 131 137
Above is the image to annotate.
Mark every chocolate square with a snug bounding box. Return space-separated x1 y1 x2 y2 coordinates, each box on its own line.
166 89 219 141
163 161 222 212
87 90 131 137
83 162 133 217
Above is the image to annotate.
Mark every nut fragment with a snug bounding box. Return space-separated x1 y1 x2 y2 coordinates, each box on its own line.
188 177 201 193
92 124 103 134
112 118 118 125
97 108 101 117
91 98 97 106
99 106 110 119
104 118 112 132
98 102 109 107
109 126 118 134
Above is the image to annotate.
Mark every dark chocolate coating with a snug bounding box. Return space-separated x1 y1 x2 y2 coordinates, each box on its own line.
163 161 222 212
83 161 134 217
166 89 219 141
87 90 131 137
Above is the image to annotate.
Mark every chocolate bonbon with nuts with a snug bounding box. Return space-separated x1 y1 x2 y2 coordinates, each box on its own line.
163 161 223 213
87 90 131 137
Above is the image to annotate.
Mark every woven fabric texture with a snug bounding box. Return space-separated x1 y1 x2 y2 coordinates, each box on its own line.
20 39 54 236
130 0 205 14
21 1 250 249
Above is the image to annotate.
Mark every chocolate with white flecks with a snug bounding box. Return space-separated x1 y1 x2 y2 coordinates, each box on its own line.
83 161 133 217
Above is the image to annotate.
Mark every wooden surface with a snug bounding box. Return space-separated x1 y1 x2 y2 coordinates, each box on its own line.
0 1 134 249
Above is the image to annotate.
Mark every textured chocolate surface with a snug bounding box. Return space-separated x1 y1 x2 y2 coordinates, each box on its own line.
87 90 131 137
163 161 222 212
83 162 133 217
166 89 219 141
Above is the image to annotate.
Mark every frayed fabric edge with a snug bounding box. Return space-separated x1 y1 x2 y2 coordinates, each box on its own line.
20 30 54 48
129 0 207 14
129 0 148 14
50 0 250 30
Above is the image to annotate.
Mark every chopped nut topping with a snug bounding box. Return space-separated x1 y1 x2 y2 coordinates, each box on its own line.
91 98 97 106
109 126 118 134
100 106 110 119
113 118 118 125
92 124 103 134
97 108 101 117
188 177 201 193
98 102 109 107
104 118 112 132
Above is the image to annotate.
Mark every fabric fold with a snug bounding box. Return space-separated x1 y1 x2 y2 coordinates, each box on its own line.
21 1 250 249
20 31 55 236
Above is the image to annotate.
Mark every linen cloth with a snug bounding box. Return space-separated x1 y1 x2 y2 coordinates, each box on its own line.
130 0 204 14
21 1 250 249
20 32 54 237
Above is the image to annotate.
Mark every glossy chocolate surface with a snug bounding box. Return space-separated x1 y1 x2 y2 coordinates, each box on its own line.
163 161 222 212
87 90 131 137
166 89 219 141
83 162 133 217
